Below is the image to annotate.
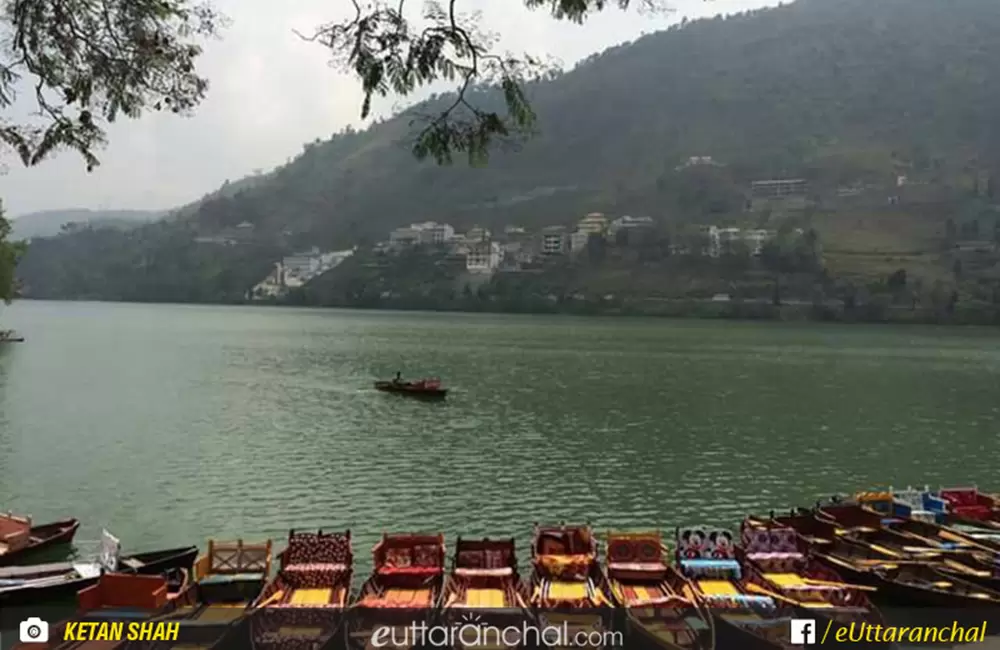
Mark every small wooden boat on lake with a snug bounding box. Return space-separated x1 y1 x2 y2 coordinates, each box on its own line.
11 570 189 650
0 329 25 343
529 523 613 649
738 519 891 648
674 526 794 650
603 530 713 650
249 529 352 650
0 530 198 607
349 532 446 650
135 538 272 650
374 377 447 399
938 486 1000 527
773 510 1000 616
442 536 532 650
0 513 79 566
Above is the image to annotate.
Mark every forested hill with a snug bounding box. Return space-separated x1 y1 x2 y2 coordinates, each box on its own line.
16 0 1000 302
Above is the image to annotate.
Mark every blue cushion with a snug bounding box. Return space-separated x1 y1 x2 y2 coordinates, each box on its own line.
680 558 741 579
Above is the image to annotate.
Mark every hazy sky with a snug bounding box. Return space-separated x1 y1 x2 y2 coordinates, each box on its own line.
2 0 774 217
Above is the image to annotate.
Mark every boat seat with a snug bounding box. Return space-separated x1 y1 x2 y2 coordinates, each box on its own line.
199 573 262 585
680 559 741 579
609 561 667 572
454 567 513 578
121 558 144 570
74 563 103 580
747 552 803 560
287 588 332 606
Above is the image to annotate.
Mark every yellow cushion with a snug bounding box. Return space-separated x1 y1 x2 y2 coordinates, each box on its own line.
289 589 331 605
549 581 587 600
697 580 739 596
764 573 807 587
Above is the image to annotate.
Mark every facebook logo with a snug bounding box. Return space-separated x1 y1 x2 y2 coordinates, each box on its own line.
790 619 817 644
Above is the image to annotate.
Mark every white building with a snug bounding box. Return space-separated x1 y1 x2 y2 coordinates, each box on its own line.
411 221 455 244
389 227 420 247
251 263 285 299
541 227 568 255
466 241 504 274
609 216 655 243
465 226 491 243
570 230 590 254
283 248 322 277
706 226 774 257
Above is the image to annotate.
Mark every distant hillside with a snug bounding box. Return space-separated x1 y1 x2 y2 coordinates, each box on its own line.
10 209 162 240
15 0 1000 303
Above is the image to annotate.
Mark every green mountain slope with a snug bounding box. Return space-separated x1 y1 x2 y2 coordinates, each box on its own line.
15 0 1000 303
10 209 162 240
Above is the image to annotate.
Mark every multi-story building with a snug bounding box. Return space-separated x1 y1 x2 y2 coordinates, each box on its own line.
705 226 774 257
466 241 504 274
609 216 655 244
283 248 322 278
389 227 420 248
750 179 808 211
541 226 568 255
411 221 455 244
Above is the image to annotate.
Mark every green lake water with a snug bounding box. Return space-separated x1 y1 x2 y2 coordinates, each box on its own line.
1 300 998 574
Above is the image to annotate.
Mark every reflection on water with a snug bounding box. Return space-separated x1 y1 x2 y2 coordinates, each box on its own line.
0 301 997 576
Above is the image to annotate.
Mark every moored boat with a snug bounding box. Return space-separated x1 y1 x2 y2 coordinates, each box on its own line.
134 538 272 650
674 526 794 650
738 519 892 648
348 532 446 650
0 513 80 566
529 523 614 649
374 377 447 399
771 510 1000 621
603 530 713 650
249 529 352 650
11 570 189 650
0 530 198 608
938 486 1000 526
441 536 532 650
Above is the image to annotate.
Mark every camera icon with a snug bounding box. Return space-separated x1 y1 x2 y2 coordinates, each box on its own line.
20 617 49 643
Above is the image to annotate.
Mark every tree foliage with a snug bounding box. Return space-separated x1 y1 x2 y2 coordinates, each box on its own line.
306 0 665 163
1 0 220 170
0 211 26 304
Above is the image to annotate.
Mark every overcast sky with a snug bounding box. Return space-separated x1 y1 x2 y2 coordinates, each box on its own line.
1 0 774 217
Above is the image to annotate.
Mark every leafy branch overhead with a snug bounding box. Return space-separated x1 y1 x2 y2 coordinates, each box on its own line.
304 0 667 164
0 0 221 170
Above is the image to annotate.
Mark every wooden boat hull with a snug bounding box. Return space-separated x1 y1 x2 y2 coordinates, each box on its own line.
0 518 80 566
374 381 447 398
0 545 198 607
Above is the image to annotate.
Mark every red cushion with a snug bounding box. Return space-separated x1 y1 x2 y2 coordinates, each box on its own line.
954 504 992 518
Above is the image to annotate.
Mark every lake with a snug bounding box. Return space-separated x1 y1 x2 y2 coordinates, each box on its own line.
1 300 998 573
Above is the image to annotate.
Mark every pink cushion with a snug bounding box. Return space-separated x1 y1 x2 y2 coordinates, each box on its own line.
609 561 667 572
284 562 347 573
377 565 442 577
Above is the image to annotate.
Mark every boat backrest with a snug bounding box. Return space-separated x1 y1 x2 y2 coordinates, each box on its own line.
705 529 736 559
99 530 121 572
455 537 516 570
940 487 982 507
606 531 663 564
373 533 445 571
0 513 31 552
533 525 594 557
741 525 798 555
208 539 272 576
676 526 710 559
281 530 351 570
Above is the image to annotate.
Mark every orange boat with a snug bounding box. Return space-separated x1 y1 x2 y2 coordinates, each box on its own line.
249 529 352 650
11 571 188 650
348 532 446 650
529 523 614 649
441 537 532 649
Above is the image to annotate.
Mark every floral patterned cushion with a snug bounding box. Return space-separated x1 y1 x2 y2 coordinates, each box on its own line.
484 549 507 569
458 550 483 568
384 548 411 567
282 532 351 570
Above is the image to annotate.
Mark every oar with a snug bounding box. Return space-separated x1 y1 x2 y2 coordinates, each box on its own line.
940 529 997 553
802 578 878 592
744 582 803 606
256 590 284 608
941 560 991 577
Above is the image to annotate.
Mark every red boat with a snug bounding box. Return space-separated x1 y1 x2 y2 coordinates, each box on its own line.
0 513 79 566
374 377 447 398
